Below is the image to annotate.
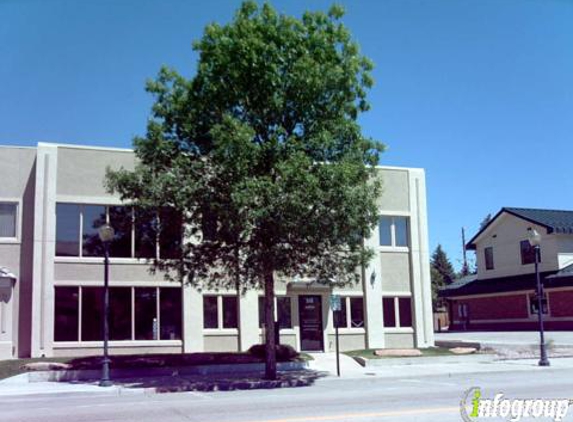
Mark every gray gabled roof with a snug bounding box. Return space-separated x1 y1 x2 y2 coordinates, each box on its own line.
547 263 573 279
467 207 573 250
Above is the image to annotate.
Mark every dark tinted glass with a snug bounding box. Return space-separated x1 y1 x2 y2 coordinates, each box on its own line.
394 217 409 247
134 288 157 340
54 287 79 341
334 298 347 328
277 297 292 329
109 206 132 258
258 296 265 328
485 247 494 270
109 287 132 340
203 296 218 328
81 287 103 341
134 207 157 259
398 298 413 327
160 288 182 340
350 297 364 328
222 296 238 328
379 217 392 246
520 240 537 265
56 204 80 256
0 203 16 237
383 297 396 328
82 205 106 257
159 208 182 259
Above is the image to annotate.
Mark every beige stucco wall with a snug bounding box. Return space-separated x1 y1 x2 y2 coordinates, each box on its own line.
384 333 415 348
375 169 410 212
0 146 37 359
327 333 366 352
380 253 411 292
474 213 560 279
203 334 239 352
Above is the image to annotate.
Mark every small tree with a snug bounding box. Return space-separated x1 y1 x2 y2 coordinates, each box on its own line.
430 244 456 310
107 2 383 379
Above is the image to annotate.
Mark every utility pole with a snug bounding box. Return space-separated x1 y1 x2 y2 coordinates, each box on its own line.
461 227 469 276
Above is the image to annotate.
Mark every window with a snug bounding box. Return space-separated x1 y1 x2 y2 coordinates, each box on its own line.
55 203 182 259
222 296 238 328
81 287 103 341
82 205 106 257
484 247 494 270
203 296 218 329
383 296 412 328
258 296 293 329
334 298 347 328
160 288 182 340
54 286 181 343
383 297 396 327
350 298 364 328
54 287 79 341
135 288 157 340
520 240 538 265
379 216 409 247
334 297 364 328
0 202 17 238
56 204 80 256
529 294 548 315
109 206 133 258
109 288 132 340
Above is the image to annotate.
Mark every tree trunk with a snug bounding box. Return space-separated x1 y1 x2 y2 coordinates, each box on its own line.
264 269 277 380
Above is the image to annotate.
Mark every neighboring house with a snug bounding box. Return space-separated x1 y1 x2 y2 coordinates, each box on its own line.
441 207 573 331
0 142 434 359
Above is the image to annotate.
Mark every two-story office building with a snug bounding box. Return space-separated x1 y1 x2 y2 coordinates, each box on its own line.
0 142 434 359
441 207 573 331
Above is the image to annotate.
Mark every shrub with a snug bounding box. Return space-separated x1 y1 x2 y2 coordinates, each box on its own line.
248 344 299 361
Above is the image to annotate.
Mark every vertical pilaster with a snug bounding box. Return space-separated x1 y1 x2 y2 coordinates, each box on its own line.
31 143 58 357
408 169 434 348
238 289 259 351
182 284 203 352
363 223 385 349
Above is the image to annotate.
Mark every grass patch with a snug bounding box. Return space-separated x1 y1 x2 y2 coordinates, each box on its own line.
344 347 458 359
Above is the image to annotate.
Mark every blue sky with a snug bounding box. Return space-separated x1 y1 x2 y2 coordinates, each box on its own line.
1 0 572 269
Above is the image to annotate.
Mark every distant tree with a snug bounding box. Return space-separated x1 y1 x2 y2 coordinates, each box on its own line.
106 2 383 380
430 244 456 310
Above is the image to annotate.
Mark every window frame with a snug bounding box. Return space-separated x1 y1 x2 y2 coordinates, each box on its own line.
55 202 182 262
484 246 494 270
203 294 239 331
382 295 414 330
332 296 365 331
53 285 183 345
378 215 410 249
0 199 20 243
520 240 538 265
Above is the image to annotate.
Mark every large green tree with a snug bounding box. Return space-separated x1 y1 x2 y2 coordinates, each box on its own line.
430 244 456 310
107 2 383 379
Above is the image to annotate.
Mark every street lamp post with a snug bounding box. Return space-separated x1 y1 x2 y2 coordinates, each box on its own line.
98 224 115 386
528 228 550 367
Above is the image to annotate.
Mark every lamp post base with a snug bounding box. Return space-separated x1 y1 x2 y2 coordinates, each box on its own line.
99 379 113 387
538 358 551 367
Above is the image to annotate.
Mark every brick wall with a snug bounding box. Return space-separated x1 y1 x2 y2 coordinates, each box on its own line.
549 290 573 317
452 294 529 320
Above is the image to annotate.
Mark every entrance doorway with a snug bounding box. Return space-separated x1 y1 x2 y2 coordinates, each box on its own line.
298 295 323 351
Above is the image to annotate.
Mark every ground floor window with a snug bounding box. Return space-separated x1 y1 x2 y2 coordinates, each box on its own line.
203 295 238 329
334 297 364 328
383 296 412 328
258 296 292 329
54 286 182 342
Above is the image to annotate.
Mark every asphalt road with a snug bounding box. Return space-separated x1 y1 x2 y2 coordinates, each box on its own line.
2 368 573 422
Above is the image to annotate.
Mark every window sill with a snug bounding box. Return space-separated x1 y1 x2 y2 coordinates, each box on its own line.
203 329 239 335
329 327 366 335
0 238 20 245
54 257 155 265
384 327 414 334
378 246 410 253
53 340 183 348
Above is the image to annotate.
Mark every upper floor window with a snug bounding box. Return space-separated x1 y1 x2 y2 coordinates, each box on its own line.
484 246 494 270
55 203 181 259
379 216 409 247
0 202 17 239
520 240 538 265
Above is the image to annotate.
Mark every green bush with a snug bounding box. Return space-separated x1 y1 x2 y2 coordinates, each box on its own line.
247 344 299 361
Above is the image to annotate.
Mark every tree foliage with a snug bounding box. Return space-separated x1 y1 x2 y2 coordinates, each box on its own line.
106 1 383 379
430 244 456 310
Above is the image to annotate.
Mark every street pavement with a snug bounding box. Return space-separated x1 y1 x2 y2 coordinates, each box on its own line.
2 357 573 421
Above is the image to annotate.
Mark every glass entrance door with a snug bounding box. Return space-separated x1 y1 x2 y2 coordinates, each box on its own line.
298 295 323 351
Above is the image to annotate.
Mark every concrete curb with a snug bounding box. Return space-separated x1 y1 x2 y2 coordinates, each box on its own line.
23 361 309 383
